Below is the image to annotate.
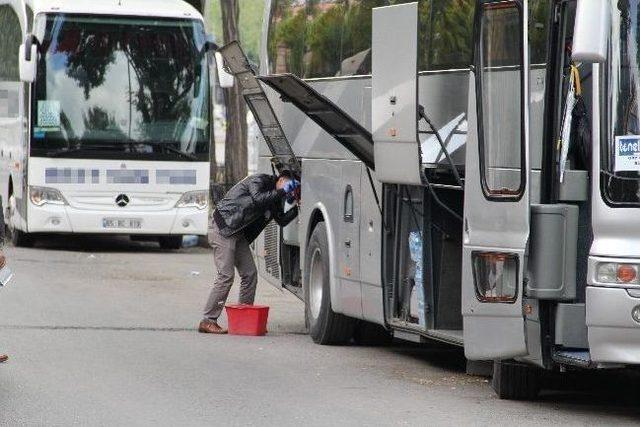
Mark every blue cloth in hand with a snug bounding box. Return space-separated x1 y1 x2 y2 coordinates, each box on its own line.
283 179 300 194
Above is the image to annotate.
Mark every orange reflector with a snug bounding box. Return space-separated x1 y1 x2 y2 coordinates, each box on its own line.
617 265 637 283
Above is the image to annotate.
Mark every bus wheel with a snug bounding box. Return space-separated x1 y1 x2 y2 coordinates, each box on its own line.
304 222 355 345
158 236 183 250
8 194 33 248
492 360 541 400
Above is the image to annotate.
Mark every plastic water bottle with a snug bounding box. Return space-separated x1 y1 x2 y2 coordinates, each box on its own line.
409 231 425 327
409 231 422 263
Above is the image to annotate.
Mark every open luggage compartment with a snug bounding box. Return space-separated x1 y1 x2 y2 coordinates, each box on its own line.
383 180 464 344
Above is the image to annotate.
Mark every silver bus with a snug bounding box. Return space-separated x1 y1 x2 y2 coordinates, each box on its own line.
220 0 635 399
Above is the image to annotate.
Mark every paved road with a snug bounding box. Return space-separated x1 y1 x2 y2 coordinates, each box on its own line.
0 236 639 426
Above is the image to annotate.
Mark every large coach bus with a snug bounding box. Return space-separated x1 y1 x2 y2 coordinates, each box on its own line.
0 0 215 248
220 0 640 399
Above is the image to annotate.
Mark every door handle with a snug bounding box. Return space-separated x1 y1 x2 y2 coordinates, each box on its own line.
344 240 352 248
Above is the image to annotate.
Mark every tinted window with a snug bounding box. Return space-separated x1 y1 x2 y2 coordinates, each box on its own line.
422 0 474 71
0 6 21 82
478 1 524 198
268 0 307 76
267 0 475 77
305 0 346 78
529 0 550 64
339 0 386 76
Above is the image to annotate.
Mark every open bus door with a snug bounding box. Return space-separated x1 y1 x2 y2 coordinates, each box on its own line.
461 0 530 360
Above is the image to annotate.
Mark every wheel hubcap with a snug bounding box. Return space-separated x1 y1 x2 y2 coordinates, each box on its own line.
308 248 324 321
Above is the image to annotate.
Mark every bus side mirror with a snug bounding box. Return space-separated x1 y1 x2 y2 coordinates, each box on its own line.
19 34 39 83
572 0 609 63
215 52 235 89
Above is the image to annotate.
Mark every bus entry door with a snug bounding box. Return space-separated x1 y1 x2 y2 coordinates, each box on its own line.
461 0 531 360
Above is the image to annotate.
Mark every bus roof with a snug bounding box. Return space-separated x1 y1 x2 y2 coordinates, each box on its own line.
25 0 203 20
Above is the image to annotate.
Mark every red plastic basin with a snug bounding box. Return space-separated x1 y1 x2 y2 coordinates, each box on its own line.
225 305 270 336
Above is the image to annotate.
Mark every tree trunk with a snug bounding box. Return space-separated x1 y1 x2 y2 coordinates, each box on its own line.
202 0 218 185
220 0 248 185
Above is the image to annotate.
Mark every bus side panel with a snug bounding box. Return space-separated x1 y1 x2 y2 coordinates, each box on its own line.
300 158 358 318
360 168 384 325
337 160 364 319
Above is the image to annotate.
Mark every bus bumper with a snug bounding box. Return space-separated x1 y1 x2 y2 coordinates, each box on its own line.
587 286 640 364
27 203 208 235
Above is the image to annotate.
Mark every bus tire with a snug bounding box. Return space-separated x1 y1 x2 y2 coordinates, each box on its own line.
304 222 355 345
159 236 183 250
7 194 33 248
10 229 33 248
492 360 541 400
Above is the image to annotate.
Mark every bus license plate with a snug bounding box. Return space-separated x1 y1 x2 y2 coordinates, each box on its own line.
102 218 142 229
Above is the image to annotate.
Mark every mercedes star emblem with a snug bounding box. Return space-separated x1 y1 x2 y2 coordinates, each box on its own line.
115 194 130 207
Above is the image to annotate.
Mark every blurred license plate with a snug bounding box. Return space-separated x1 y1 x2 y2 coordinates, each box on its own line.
102 218 142 229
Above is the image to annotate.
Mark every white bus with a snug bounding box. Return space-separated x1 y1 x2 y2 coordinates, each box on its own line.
0 0 213 248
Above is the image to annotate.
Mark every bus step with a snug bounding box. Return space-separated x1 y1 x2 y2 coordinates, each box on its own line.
552 349 594 369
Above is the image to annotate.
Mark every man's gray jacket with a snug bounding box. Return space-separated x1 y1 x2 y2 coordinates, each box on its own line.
213 174 298 243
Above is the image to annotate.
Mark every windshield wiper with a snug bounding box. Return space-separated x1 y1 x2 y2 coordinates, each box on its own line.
47 145 126 157
142 142 200 161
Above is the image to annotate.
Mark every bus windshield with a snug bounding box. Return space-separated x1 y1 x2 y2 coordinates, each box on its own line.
31 14 210 161
604 1 640 204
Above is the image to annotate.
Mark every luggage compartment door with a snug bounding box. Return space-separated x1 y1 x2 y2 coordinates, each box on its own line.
218 41 300 173
462 0 530 360
258 75 375 170
371 2 423 185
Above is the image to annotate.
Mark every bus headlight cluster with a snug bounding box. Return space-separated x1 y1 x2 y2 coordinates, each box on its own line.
597 263 639 285
29 186 68 207
175 190 208 210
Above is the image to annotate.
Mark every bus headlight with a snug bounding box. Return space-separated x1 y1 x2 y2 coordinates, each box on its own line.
29 186 68 206
597 262 639 285
176 190 208 210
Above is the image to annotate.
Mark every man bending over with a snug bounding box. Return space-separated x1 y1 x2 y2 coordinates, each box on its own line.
199 172 300 334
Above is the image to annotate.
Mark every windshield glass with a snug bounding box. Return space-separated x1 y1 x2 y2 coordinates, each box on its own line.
604 1 640 203
31 14 210 161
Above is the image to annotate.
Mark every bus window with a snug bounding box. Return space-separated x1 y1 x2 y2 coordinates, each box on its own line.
478 1 524 198
528 0 551 171
339 0 386 77
304 0 347 78
422 0 474 71
340 0 476 75
267 0 307 76
0 6 21 120
529 0 550 65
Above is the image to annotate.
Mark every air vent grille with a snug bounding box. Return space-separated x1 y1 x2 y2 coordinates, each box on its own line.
264 222 280 280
